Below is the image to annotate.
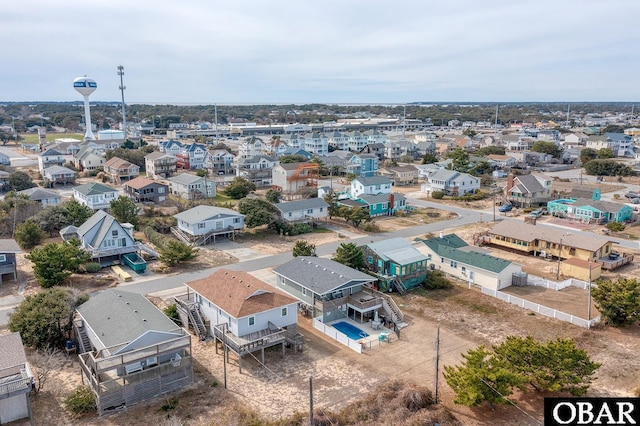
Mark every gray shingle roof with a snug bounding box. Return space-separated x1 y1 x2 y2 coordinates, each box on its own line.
167 173 204 185
353 176 392 186
76 210 118 247
0 332 28 374
275 198 328 213
18 187 60 201
0 239 21 253
76 289 181 349
514 175 544 194
73 182 117 196
174 205 243 224
273 257 375 295
44 165 76 175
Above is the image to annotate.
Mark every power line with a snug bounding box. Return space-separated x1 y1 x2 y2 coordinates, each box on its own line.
479 378 542 425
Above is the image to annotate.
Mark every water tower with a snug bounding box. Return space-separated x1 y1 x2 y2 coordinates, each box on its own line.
73 76 97 140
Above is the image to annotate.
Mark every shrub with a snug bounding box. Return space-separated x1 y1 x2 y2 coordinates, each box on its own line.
164 304 181 325
431 191 445 199
361 221 381 233
63 386 96 415
401 387 433 412
423 270 452 290
84 263 101 273
606 222 626 232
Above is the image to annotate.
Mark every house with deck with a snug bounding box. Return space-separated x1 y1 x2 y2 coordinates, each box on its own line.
203 149 235 175
176 269 303 372
275 198 328 223
271 162 319 200
103 156 140 183
74 289 193 415
124 176 169 204
63 210 153 268
0 332 34 425
421 169 480 196
72 182 119 210
176 142 207 170
145 151 177 179
485 220 630 271
377 165 419 186
73 145 105 171
546 198 633 224
504 173 553 208
43 165 76 187
417 233 522 291
0 239 21 284
238 155 279 187
172 205 245 246
346 153 379 177
168 173 216 200
37 148 66 174
362 238 430 293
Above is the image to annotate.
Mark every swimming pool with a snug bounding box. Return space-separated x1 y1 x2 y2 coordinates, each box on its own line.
332 321 369 340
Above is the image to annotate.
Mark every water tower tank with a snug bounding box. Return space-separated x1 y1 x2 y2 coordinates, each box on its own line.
73 76 97 140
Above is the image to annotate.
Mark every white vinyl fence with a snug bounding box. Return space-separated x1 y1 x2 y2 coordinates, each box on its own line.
481 287 600 329
313 318 362 354
524 275 591 291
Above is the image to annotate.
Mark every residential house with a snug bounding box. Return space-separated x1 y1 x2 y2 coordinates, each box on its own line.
0 332 34 424
485 154 517 169
326 131 349 151
0 170 9 191
75 289 193 415
275 198 329 223
278 147 313 160
43 165 76 187
273 257 379 322
563 132 588 146
377 165 419 186
239 136 266 159
238 155 279 187
168 173 216 200
360 143 386 160
357 192 407 216
145 151 177 179
321 150 352 174
486 220 616 263
37 148 65 174
346 153 379 177
586 133 635 157
362 238 429 292
417 233 522 291
66 210 146 266
158 140 184 156
203 149 235 175
421 169 480 196
18 187 62 206
103 156 140 183
0 239 20 284
176 269 303 372
44 138 83 155
172 205 245 246
0 151 11 166
546 198 634 224
504 173 553 208
350 176 393 198
271 162 319 200
73 145 105 171
72 182 119 210
176 142 207 170
124 176 169 204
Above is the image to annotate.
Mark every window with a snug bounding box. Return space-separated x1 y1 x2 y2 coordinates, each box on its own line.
281 307 287 317
233 217 241 223
248 316 255 326
112 230 118 237
0 254 7 262
367 256 373 264
307 209 313 214
198 223 205 229
450 260 457 268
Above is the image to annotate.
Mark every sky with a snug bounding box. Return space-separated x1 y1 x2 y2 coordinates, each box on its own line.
2 1 639 104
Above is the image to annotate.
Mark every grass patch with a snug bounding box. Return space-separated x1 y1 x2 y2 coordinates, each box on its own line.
21 132 84 143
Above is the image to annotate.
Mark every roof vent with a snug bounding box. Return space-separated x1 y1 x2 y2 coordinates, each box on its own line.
134 310 138 313
143 319 147 322
239 280 243 283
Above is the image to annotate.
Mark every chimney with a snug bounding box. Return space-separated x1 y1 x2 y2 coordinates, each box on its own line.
506 173 515 193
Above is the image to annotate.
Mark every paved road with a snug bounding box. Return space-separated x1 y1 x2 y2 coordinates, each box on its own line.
1 193 637 325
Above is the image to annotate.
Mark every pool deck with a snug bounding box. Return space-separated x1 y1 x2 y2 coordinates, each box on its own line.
326 317 393 345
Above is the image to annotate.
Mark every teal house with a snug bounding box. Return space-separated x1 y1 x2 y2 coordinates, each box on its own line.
547 198 633 224
336 192 407 217
362 237 430 293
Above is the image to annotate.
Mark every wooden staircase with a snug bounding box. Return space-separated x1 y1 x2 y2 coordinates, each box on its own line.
76 325 92 353
391 277 408 295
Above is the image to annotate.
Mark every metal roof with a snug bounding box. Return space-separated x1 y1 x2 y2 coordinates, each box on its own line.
0 332 27 374
73 182 118 196
366 237 428 265
273 257 375 295
174 205 243 224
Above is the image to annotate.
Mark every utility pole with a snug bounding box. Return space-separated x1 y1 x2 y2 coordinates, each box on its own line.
587 258 592 329
556 238 563 280
309 375 314 426
117 65 127 139
434 321 440 404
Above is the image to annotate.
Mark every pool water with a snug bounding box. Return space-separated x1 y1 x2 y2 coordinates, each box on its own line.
332 321 369 340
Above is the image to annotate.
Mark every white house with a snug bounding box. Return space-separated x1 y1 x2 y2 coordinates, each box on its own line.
18 187 62 206
421 169 480 196
275 198 329 222
417 233 522 291
37 148 66 174
173 205 244 245
72 182 119 210
183 269 301 371
167 173 216 200
69 210 139 262
350 176 393 198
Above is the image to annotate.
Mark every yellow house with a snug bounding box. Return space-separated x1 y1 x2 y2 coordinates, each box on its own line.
487 221 615 262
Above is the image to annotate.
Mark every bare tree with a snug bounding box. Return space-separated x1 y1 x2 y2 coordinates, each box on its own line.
29 347 65 394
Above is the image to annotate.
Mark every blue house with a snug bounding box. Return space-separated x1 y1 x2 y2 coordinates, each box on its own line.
346 153 379 177
362 238 430 293
547 198 634 224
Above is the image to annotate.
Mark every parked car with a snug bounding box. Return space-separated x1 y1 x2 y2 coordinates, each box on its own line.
499 204 513 212
529 209 543 218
